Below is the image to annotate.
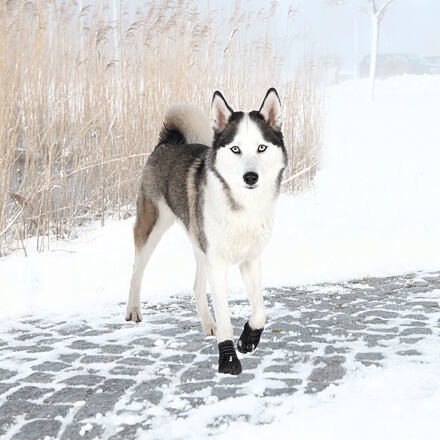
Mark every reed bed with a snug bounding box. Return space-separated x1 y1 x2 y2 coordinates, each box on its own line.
0 0 324 256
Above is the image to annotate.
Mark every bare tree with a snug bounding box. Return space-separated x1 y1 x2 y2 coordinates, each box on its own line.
368 0 394 99
328 0 395 98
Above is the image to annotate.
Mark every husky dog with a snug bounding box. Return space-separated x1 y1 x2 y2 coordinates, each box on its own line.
126 89 287 375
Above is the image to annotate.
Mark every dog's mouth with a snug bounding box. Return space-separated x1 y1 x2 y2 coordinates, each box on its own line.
244 184 258 190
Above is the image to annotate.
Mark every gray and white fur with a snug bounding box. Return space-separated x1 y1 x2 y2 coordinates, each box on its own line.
126 89 287 375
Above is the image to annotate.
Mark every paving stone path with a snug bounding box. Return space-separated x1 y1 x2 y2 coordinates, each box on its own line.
1 271 439 439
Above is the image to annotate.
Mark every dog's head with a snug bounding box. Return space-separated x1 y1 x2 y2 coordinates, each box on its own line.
210 89 287 195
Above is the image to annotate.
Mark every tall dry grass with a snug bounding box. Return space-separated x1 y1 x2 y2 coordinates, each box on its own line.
0 0 324 256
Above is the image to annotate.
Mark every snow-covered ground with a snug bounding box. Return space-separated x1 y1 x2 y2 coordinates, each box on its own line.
215 359 440 440
268 74 440 285
1 75 440 439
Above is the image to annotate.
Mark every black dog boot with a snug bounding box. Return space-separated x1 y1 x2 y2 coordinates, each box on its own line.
237 321 264 354
218 340 242 375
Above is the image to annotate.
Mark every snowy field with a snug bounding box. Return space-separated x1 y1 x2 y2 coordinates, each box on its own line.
1 75 440 439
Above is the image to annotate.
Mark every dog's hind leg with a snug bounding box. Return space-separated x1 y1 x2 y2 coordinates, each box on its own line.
193 249 216 336
126 196 174 322
237 258 265 353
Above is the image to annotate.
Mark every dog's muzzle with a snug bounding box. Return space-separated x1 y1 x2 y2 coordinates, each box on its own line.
243 171 259 187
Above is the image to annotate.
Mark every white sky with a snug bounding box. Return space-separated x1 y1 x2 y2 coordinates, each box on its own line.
295 0 440 62
221 0 440 70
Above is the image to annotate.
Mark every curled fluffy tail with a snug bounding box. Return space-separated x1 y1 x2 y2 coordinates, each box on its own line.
158 104 213 146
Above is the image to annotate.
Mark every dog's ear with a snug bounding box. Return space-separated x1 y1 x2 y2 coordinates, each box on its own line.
259 88 282 131
211 91 233 132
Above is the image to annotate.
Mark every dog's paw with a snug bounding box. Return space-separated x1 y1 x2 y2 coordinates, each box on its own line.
125 307 143 323
218 340 242 375
203 320 217 337
237 321 263 354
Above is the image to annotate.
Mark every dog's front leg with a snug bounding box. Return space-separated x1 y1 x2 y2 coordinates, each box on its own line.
206 256 242 375
237 258 265 354
193 249 217 337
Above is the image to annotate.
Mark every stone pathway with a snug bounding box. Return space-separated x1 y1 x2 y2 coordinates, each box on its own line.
0 271 439 439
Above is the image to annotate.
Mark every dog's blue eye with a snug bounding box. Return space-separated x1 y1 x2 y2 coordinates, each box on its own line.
258 144 268 153
230 146 241 154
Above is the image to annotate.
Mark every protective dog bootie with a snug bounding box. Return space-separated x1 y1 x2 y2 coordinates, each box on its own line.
218 340 242 375
237 321 264 354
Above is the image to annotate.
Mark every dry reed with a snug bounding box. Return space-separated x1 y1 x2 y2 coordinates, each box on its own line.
0 0 324 256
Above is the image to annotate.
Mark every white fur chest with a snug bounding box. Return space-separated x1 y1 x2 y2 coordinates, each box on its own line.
203 174 276 264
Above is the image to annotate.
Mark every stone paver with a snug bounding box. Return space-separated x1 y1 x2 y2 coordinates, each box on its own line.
0 271 439 439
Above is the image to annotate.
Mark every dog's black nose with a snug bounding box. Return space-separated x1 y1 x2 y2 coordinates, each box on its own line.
243 172 259 186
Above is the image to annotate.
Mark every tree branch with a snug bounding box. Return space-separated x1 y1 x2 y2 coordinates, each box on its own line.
368 0 377 16
369 0 394 21
377 0 394 21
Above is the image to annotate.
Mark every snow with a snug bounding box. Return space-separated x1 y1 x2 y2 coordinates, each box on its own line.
264 75 440 286
213 359 440 440
1 75 440 438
